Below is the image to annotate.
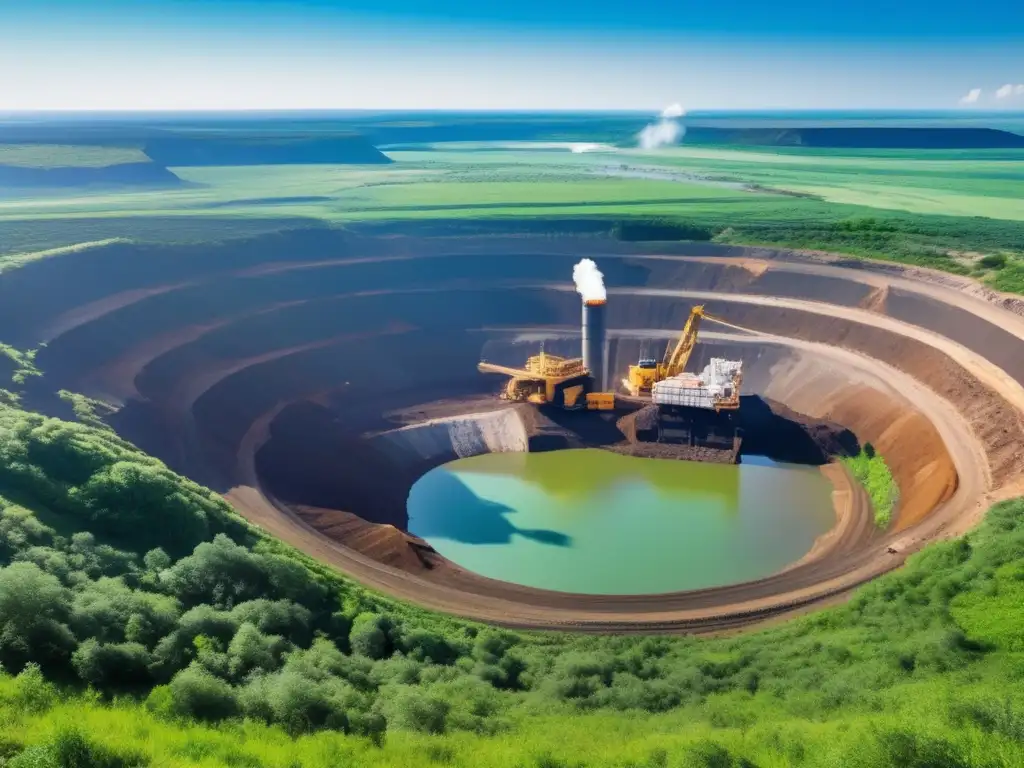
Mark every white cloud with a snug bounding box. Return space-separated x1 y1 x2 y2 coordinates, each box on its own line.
959 88 982 105
995 83 1024 99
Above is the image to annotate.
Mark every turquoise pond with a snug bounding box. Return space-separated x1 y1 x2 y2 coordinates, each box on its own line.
406 449 836 595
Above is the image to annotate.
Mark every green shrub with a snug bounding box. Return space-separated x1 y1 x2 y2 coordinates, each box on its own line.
8 726 144 768
852 729 971 768
377 686 451 734
401 628 462 665
841 447 899 527
680 741 738 768
71 640 153 689
979 253 1008 269
350 613 391 660
226 623 287 680
11 664 58 714
242 669 352 735
0 563 75 672
162 663 238 721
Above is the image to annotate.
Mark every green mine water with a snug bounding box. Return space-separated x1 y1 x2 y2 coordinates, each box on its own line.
407 449 836 595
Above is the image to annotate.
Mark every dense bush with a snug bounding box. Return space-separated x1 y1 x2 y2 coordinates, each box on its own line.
612 219 716 242
1 398 1024 756
8 726 144 768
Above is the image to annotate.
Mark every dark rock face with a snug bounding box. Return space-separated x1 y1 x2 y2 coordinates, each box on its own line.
738 396 859 464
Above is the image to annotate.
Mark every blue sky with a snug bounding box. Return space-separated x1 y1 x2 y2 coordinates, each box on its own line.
1 0 1022 110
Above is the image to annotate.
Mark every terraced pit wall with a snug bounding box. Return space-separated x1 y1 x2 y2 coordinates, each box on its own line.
0 226 1017 631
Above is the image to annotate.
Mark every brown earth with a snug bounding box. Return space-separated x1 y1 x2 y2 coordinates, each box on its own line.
3 229 1022 632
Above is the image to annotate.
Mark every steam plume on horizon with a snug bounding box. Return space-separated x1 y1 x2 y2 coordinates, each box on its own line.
637 103 686 149
573 258 606 303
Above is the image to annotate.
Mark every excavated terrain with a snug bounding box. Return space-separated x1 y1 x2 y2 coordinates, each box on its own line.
3 227 1023 632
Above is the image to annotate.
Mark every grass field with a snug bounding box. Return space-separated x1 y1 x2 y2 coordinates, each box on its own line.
841 446 899 527
4 666 1022 768
0 144 150 168
0 142 1022 292
630 146 1024 221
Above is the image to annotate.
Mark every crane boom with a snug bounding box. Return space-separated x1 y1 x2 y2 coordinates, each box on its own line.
477 361 537 379
624 304 745 397
663 305 705 377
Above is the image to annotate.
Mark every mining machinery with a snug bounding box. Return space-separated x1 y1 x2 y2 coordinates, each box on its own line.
624 304 743 413
477 348 614 410
625 304 706 396
477 296 616 411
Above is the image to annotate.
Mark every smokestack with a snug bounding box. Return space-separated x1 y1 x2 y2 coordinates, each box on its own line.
574 258 608 390
582 298 607 391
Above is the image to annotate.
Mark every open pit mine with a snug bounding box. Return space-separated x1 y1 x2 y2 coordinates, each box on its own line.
3 228 1023 632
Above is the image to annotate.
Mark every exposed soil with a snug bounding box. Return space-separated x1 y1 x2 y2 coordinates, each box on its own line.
2 228 1021 632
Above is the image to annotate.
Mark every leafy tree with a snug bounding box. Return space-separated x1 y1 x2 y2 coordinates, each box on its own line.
143 548 171 572
69 577 180 645
0 503 54 561
242 669 354 736
402 628 462 665
377 685 450 734
162 663 238 721
350 613 392 660
150 605 239 678
163 535 318 610
229 599 313 645
72 462 211 554
282 638 375 692
71 639 153 689
0 562 75 671
227 622 288 680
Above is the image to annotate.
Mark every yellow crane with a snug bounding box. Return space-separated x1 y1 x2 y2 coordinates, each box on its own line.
624 305 706 396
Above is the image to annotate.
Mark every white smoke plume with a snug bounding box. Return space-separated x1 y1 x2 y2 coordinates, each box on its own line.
573 258 606 303
637 104 686 150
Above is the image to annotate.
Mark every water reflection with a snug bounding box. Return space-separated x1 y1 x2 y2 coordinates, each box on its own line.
407 449 833 594
407 468 571 547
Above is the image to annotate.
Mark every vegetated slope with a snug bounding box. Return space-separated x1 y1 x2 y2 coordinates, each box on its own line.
683 126 1024 149
0 394 1022 766
0 145 150 168
0 143 181 189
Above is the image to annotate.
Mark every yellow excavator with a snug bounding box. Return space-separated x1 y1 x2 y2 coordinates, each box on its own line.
624 305 707 396
477 348 615 411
